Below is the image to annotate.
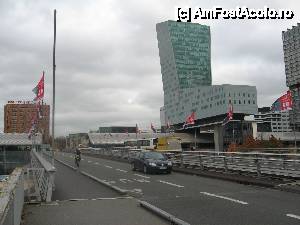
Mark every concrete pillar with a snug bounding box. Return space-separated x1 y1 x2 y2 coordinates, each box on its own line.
252 122 258 139
214 125 224 152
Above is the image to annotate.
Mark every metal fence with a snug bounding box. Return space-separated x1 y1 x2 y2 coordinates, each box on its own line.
81 147 300 178
0 168 24 225
26 149 56 202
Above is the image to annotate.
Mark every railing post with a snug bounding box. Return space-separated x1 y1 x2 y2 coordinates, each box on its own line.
46 171 55 202
255 154 261 177
223 156 228 172
180 153 184 168
198 152 204 170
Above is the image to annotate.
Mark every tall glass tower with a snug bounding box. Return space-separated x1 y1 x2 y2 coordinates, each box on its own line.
157 21 257 126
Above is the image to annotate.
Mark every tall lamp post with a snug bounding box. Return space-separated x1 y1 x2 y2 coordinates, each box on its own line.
51 9 56 165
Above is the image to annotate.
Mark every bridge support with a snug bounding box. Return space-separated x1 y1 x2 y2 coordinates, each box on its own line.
214 125 224 152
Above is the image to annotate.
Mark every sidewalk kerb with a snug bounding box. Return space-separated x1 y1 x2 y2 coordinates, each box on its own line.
80 171 128 195
139 200 190 225
55 158 77 171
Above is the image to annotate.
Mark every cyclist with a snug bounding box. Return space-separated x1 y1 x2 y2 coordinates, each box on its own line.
75 144 82 168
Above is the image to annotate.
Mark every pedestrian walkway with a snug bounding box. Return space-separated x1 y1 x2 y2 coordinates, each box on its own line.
52 161 118 200
22 159 168 225
23 198 168 225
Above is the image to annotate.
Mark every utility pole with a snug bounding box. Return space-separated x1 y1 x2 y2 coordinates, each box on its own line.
51 9 56 165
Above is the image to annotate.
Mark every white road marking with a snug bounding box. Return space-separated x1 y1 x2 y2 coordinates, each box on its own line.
119 179 132 183
133 178 150 183
81 159 84 161
116 169 128 173
286 214 300 220
103 180 115 184
88 161 92 163
94 162 99 165
134 174 150 179
200 192 248 205
158 180 184 188
105 165 113 169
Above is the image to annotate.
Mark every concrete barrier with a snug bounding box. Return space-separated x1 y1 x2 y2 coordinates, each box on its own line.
0 168 24 225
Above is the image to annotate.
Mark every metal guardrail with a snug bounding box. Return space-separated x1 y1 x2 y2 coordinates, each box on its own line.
28 149 56 202
80 147 300 178
0 168 24 225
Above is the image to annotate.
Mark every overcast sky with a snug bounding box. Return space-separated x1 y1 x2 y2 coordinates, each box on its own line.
0 0 299 136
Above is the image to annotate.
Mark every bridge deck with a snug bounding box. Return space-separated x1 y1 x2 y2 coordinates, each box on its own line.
22 158 168 225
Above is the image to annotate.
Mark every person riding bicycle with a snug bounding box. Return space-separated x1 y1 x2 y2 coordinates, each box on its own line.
75 144 82 167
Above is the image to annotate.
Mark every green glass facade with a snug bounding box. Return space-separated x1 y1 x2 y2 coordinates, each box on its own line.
168 21 211 88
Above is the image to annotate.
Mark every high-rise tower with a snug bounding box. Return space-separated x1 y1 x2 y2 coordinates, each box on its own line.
157 21 257 127
282 23 300 130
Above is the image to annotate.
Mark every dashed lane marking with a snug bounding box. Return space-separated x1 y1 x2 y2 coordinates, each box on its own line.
286 214 300 220
94 162 99 165
134 174 150 179
88 161 92 163
133 178 150 183
105 165 113 168
157 180 184 188
116 169 128 173
200 192 248 205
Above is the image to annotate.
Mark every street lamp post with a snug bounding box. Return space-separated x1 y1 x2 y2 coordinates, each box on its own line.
51 9 56 165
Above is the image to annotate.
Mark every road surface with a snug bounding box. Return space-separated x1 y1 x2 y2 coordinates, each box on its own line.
55 152 300 225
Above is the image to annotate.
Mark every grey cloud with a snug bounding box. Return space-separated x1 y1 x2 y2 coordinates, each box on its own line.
0 0 299 135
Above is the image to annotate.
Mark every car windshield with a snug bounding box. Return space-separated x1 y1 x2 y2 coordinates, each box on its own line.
144 152 165 160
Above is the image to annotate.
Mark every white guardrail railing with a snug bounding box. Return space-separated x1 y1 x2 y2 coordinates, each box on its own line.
28 149 56 202
80 147 300 178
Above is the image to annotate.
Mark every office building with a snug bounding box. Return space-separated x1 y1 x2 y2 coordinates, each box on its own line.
254 107 292 133
98 126 137 133
156 21 257 128
4 101 50 143
282 23 300 130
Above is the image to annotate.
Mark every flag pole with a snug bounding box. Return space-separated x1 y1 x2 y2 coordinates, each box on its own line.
194 127 196 150
51 9 56 165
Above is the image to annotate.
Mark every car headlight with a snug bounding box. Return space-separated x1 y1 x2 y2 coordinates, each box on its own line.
149 162 156 166
167 161 172 166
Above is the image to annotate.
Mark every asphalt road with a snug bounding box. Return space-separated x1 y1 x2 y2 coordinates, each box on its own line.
52 160 119 200
55 152 300 225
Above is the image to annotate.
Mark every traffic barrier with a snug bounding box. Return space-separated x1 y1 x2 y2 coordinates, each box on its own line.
79 147 300 178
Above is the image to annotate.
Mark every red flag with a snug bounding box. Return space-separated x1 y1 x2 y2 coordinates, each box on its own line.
183 112 196 128
280 90 292 111
186 112 195 125
227 103 233 120
151 123 156 133
34 72 44 101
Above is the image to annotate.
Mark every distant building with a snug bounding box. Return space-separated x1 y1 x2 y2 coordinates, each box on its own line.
4 101 50 143
254 107 292 133
282 23 300 130
0 133 42 174
156 20 257 128
68 133 89 149
98 126 137 133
